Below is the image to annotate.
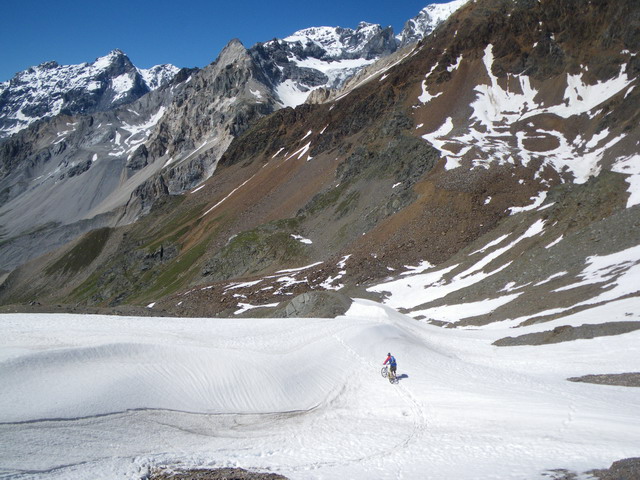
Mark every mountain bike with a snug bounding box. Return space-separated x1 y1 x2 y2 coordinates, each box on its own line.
380 365 398 384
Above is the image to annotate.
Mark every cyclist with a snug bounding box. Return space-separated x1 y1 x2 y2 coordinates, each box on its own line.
383 352 397 379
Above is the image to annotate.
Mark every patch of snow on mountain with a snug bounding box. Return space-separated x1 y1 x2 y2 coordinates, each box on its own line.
418 79 442 104
275 262 324 274
0 50 177 138
138 64 180 90
122 106 166 141
372 219 545 312
533 271 568 286
292 56 374 88
234 302 280 315
612 155 640 207
509 191 548 214
447 55 463 72
200 174 257 217
401 260 435 275
275 79 312 107
548 67 633 119
285 141 311 160
398 0 469 46
291 234 312 244
320 254 351 290
92 50 120 70
112 73 134 100
469 234 510 255
284 23 382 59
546 236 564 249
412 293 522 323
420 44 634 183
285 27 342 56
554 245 640 301
472 45 540 129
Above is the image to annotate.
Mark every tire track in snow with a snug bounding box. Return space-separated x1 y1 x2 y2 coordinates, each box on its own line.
324 325 429 471
274 320 428 476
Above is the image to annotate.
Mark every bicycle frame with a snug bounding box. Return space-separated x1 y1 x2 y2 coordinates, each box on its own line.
381 365 397 383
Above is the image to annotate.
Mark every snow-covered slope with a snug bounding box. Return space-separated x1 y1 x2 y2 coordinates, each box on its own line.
138 63 181 90
0 299 638 479
0 50 178 138
417 44 638 187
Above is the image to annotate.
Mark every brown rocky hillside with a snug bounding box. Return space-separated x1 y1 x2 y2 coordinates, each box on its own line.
1 0 639 320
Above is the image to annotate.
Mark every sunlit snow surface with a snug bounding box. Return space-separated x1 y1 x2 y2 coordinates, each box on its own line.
1 300 639 479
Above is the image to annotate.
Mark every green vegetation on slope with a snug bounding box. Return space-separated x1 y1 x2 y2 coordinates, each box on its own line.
45 228 111 276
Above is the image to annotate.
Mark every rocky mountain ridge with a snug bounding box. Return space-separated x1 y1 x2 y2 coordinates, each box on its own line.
249 22 396 107
0 3 462 141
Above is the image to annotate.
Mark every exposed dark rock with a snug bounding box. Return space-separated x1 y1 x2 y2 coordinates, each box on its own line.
568 373 640 387
493 322 640 346
272 291 353 318
128 174 170 216
128 145 149 171
590 457 640 480
545 457 640 480
64 158 92 178
149 467 288 480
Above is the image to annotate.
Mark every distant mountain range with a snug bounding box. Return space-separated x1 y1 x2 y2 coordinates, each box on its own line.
2 0 639 338
0 1 465 273
0 50 179 138
0 2 464 139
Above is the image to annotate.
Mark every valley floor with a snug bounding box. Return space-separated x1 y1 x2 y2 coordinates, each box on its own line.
0 299 639 479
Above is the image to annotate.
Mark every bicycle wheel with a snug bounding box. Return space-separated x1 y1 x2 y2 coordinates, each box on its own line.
380 366 388 378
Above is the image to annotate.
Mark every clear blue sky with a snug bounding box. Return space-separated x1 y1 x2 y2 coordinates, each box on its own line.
0 0 447 82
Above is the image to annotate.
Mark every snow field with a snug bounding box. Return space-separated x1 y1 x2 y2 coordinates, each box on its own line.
1 299 639 479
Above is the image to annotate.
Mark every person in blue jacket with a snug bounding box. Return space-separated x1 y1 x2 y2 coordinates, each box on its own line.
383 352 397 378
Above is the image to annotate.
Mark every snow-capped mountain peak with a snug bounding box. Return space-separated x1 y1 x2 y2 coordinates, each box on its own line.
398 0 469 46
283 22 395 60
92 48 127 69
0 50 178 139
